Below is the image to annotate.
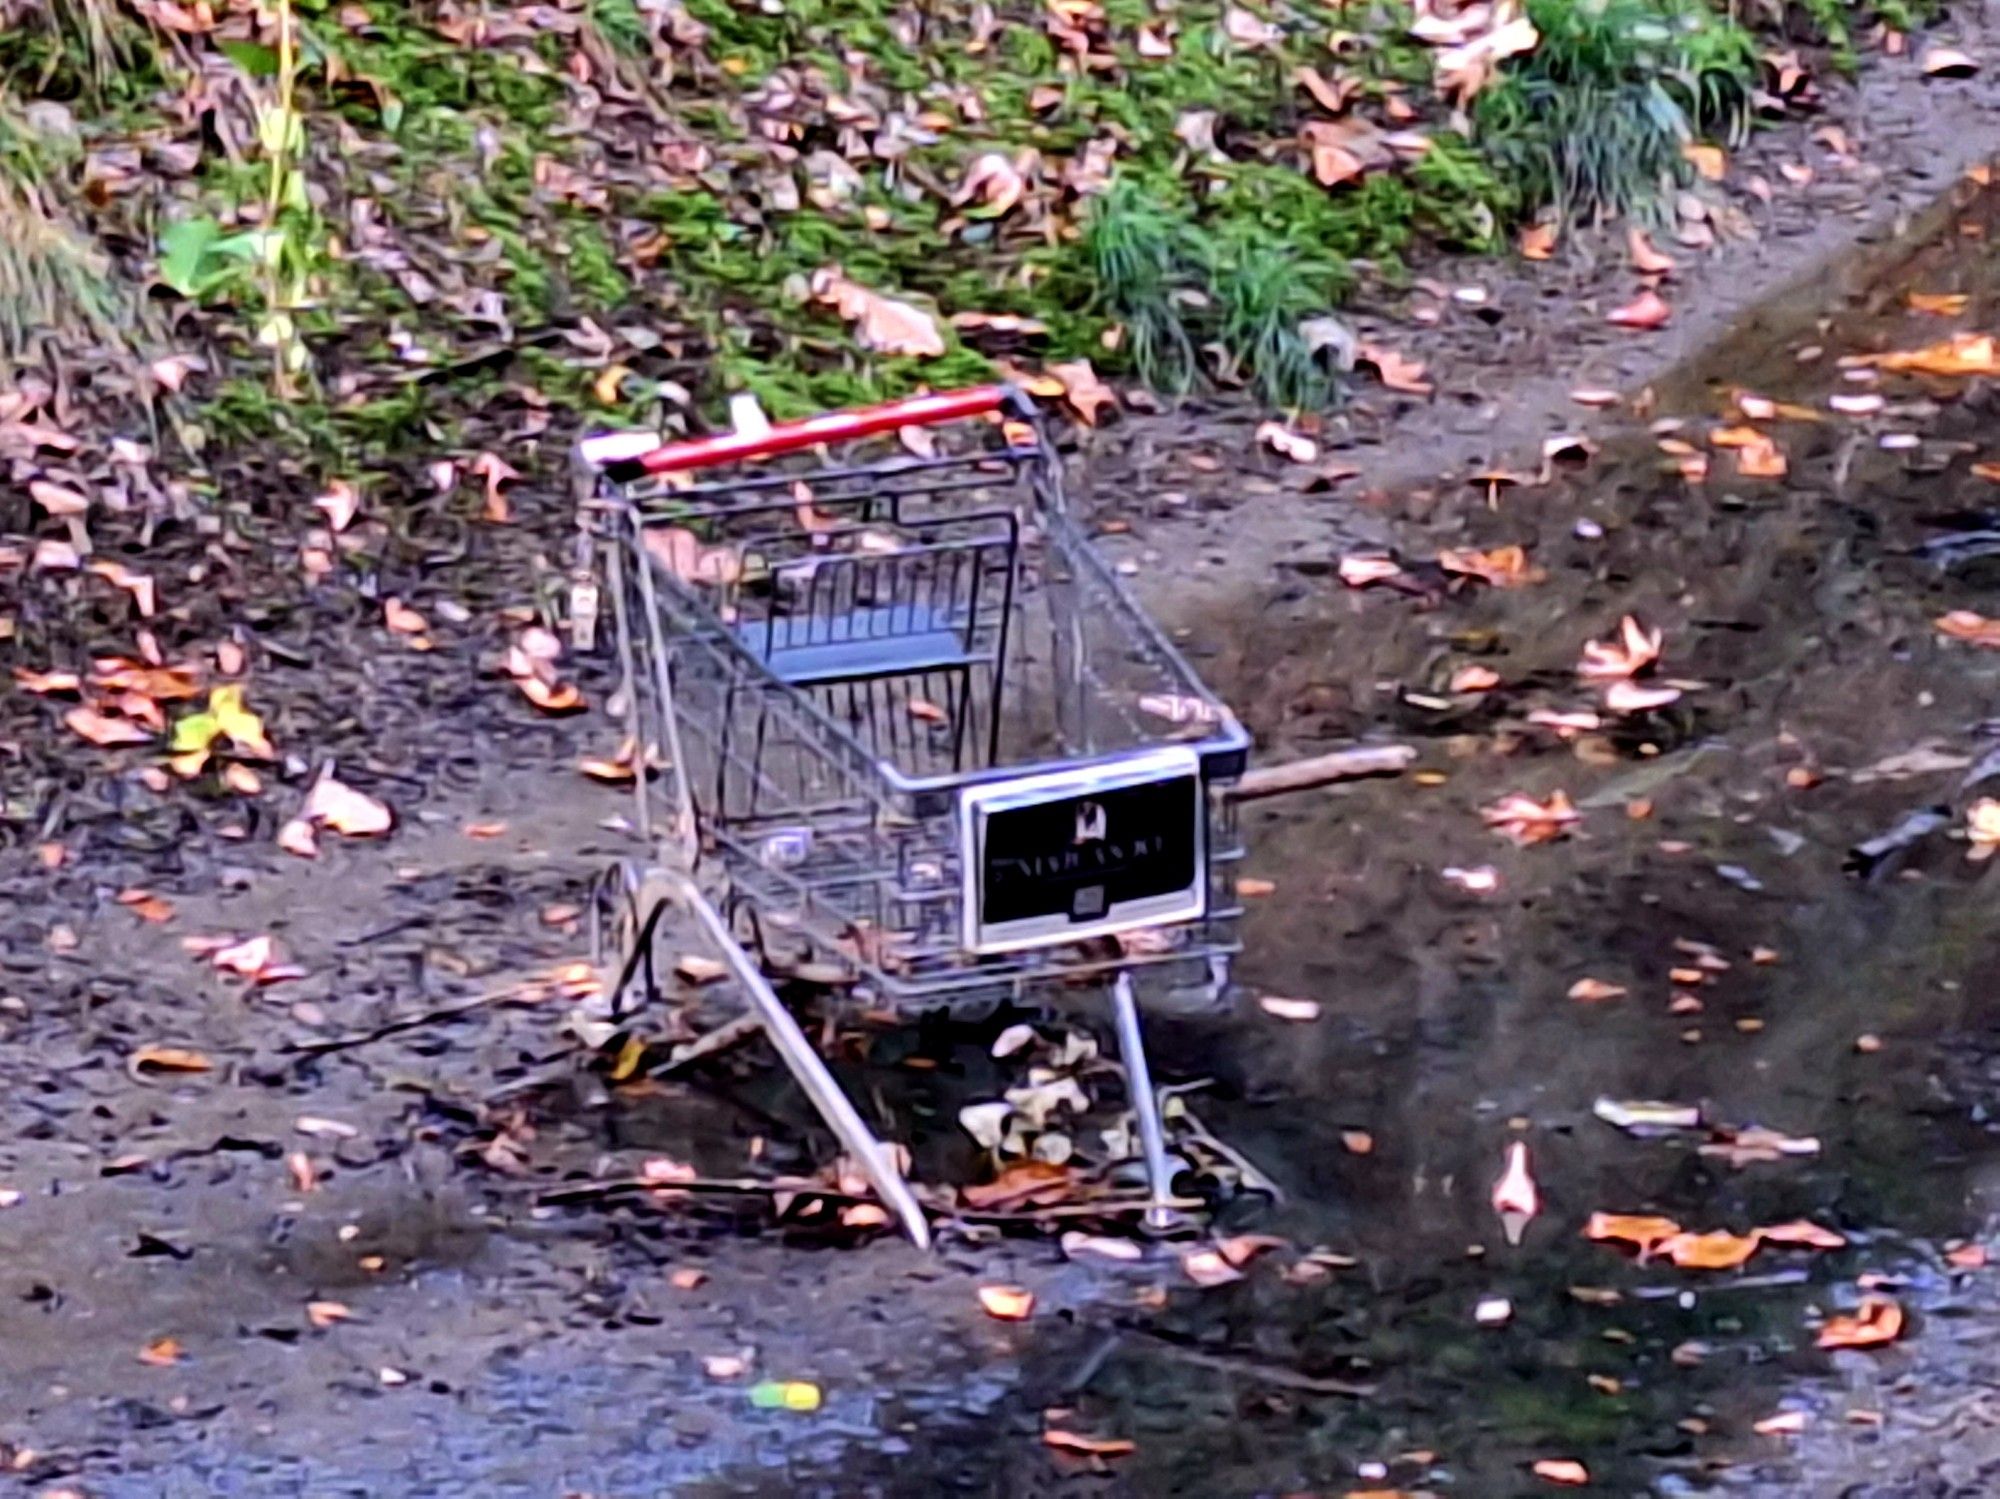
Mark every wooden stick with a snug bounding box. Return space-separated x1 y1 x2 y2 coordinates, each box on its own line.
1227 745 1416 800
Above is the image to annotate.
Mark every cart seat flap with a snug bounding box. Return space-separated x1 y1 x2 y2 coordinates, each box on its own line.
737 603 979 684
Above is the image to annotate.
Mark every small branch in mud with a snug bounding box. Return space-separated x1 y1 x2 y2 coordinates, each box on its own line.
282 980 545 1059
1227 745 1417 801
1122 1325 1376 1398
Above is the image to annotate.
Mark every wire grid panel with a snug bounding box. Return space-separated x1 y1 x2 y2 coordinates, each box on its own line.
591 412 1247 1008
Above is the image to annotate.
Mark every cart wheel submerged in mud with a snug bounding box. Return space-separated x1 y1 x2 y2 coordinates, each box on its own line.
571 385 1254 1244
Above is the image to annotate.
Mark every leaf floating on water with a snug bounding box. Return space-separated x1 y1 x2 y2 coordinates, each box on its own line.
1438 545 1539 587
1756 1220 1847 1251
1860 333 2000 376
1338 553 1405 587
1593 1098 1700 1131
1259 996 1322 1022
1491 1140 1538 1243
1817 1295 1904 1349
1754 1411 1809 1436
138 1337 182 1367
1909 291 1970 316
1578 616 1662 680
1937 610 2000 647
1584 1213 1682 1252
1659 1229 1761 1270
1043 1429 1136 1458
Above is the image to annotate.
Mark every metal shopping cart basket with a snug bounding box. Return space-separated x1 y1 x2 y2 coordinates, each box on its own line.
570 384 1249 1248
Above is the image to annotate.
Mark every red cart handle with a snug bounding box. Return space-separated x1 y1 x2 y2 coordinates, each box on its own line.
599 384 1027 482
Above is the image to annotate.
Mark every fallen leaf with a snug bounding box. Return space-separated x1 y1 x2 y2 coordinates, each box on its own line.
1628 228 1676 275
1520 222 1558 260
516 676 586 714
1735 435 1788 478
1604 681 1684 713
1585 1213 1683 1252
1483 790 1580 845
703 1353 749 1380
287 1151 319 1193
1937 610 2000 647
811 267 945 357
1256 421 1318 463
1755 1411 1809 1436
1338 553 1404 587
1948 1243 1989 1269
1756 1220 1847 1250
1430 1 1538 103
978 1285 1036 1320
1259 996 1322 1022
1357 342 1433 395
64 706 152 746
130 1045 212 1075
1862 333 2000 376
1492 1140 1538 1242
138 1337 182 1367
1531 1458 1589 1486
1442 864 1499 892
15 667 82 694
953 151 1029 216
1683 143 1727 180
1439 545 1539 587
1048 359 1117 425
1817 1295 1904 1349
307 1300 351 1328
1594 1098 1700 1130
383 598 427 635
1578 616 1663 679
277 818 319 858
1450 664 1502 693
1608 290 1671 330
114 886 168 921
301 772 394 837
1568 978 1627 1002
1921 45 1980 77
1660 1229 1761 1270
1967 799 2000 861
1181 1247 1245 1286
1222 5 1281 46
640 527 743 587
1043 1430 1136 1458
210 935 301 984
1910 291 1969 315
1236 876 1275 897
1342 1129 1374 1155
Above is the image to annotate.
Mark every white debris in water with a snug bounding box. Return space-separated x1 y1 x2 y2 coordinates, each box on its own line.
1475 1296 1513 1326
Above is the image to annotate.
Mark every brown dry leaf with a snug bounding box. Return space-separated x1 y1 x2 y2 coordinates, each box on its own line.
1627 228 1677 275
1568 978 1627 1002
1584 1213 1683 1251
977 1285 1036 1320
1862 333 2000 376
138 1337 182 1367
953 151 1030 217
1607 289 1671 330
516 676 586 714
1756 1220 1847 1250
1430 0 1539 104
1937 610 2000 647
1357 341 1433 395
15 667 82 694
1294 64 1355 113
383 598 427 635
1735 435 1788 478
65 705 152 746
1578 616 1663 680
1660 1229 1761 1270
1450 664 1501 693
641 527 743 587
1817 1295 1904 1349
1531 1459 1590 1486
120 890 174 923
130 1045 212 1075
1438 545 1539 587
1972 461 2000 482
1043 1430 1136 1458
307 1300 352 1329
1483 790 1580 845
1048 360 1117 425
1519 222 1558 260
810 267 945 358
1909 291 1970 315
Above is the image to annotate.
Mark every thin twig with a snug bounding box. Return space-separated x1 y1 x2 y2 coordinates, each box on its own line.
1123 1328 1375 1398
283 979 543 1058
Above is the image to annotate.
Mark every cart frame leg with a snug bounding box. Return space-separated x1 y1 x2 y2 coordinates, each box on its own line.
1111 972 1179 1232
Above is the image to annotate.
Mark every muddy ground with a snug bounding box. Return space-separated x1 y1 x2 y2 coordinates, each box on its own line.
12 15 2000 1499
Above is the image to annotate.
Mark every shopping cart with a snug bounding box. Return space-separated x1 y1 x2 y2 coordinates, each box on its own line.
571 384 1249 1247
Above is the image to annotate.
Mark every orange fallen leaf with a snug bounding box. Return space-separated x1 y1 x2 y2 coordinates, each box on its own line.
1519 221 1558 260
1972 461 2000 482
1817 1295 1903 1349
1627 227 1676 275
1259 995 1322 1022
383 598 428 635
1683 142 1727 180
1607 290 1671 330
138 1337 182 1367
1947 1243 1988 1269
1450 664 1501 693
1568 978 1627 1002
1358 342 1433 395
1754 1410 1809 1436
1483 790 1580 845
1236 876 1275 897
516 676 585 714
1736 435 1788 478
65 705 152 747
1578 616 1662 680
1043 1430 1136 1458
1341 1129 1374 1155
811 267 945 357
301 772 394 837
1181 1247 1245 1286
977 1285 1036 1320
907 697 948 725
15 667 82 694
1909 291 1969 316
1439 545 1540 587
1862 333 2000 376
1937 610 2000 647
1048 359 1117 425
1660 1229 1761 1270
1532 1458 1589 1486
130 1045 212 1075
1755 1220 1847 1251
1584 1213 1682 1252
307 1300 352 1328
